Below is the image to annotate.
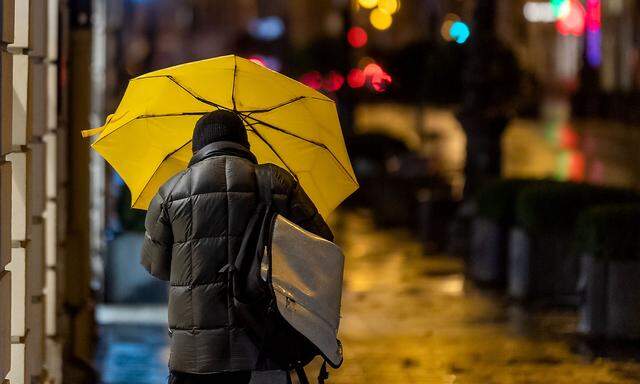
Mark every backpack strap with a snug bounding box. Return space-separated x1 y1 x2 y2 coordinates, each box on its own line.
224 166 276 308
294 366 310 384
231 166 273 281
318 360 329 384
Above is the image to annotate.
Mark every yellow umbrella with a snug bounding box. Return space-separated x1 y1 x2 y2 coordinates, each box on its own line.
82 55 358 217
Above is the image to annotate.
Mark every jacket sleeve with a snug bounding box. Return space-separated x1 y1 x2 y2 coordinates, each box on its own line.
141 192 173 281
287 180 334 242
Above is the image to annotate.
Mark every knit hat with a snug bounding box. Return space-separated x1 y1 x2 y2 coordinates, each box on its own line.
192 110 249 152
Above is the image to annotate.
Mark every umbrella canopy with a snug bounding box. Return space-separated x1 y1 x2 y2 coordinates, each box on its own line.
83 55 358 217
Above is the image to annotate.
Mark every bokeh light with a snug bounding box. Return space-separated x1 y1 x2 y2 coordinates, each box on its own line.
585 0 601 32
323 71 345 92
523 2 556 23
586 0 602 67
248 16 285 41
449 21 470 44
363 63 383 77
586 0 602 32
378 0 399 14
371 71 392 92
358 56 375 68
556 0 585 36
299 71 323 90
347 68 366 88
358 0 378 9
550 0 571 19
248 54 282 71
557 150 585 181
347 26 368 48
248 56 266 67
559 124 579 149
440 13 460 42
370 8 393 30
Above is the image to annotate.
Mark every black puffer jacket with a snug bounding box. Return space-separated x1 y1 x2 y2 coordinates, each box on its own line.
141 141 333 374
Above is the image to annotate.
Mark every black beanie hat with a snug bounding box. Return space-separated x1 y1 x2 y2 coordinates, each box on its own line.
192 110 249 152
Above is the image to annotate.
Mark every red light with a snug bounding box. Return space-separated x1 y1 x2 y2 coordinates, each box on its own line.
363 63 383 77
560 125 579 149
249 56 266 67
586 0 601 32
299 71 323 90
569 151 585 181
347 27 368 48
371 71 392 92
347 68 366 88
323 71 344 92
556 0 586 36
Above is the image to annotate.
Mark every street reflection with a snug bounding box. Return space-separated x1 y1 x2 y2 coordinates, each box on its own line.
96 210 640 384
327 210 640 384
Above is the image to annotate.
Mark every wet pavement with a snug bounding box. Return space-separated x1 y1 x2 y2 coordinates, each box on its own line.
95 323 169 384
96 210 640 384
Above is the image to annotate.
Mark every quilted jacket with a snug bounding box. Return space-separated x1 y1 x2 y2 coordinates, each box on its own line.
141 140 333 373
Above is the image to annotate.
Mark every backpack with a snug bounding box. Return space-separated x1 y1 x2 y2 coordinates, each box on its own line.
223 167 344 384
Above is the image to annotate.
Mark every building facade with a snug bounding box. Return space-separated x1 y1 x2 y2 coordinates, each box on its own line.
1 1 94 383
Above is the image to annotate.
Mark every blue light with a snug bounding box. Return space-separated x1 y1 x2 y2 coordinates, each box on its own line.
248 16 285 41
586 29 602 67
449 21 470 44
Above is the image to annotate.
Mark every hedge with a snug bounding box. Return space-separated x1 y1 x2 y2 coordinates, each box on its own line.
575 204 640 260
515 183 640 234
475 178 555 226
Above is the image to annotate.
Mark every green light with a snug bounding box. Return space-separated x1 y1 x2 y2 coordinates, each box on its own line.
550 0 569 19
554 151 570 180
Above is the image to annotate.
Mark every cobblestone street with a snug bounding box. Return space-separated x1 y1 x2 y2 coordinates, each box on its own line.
97 211 640 384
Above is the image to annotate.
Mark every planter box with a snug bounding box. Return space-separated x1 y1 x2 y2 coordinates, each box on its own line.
508 227 579 305
607 261 640 338
469 218 507 286
579 255 640 339
577 255 607 336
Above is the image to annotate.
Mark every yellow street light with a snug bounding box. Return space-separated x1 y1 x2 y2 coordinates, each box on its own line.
358 0 378 9
378 0 399 14
370 8 393 30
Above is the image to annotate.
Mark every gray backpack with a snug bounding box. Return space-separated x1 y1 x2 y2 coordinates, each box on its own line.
228 167 344 383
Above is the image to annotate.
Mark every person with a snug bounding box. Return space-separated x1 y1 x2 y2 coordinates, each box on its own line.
140 110 333 384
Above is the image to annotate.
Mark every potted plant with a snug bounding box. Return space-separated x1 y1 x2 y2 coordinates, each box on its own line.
509 183 639 304
576 204 640 339
470 179 551 286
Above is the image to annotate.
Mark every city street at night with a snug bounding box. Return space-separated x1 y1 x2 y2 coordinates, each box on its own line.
4 1 640 383
96 211 640 384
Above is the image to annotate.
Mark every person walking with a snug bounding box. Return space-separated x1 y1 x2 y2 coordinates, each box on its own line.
140 110 333 384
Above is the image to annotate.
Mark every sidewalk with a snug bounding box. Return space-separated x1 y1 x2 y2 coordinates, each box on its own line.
96 211 640 384
328 211 640 383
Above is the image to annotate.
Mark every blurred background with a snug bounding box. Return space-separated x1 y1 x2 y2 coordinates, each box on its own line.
3 0 640 383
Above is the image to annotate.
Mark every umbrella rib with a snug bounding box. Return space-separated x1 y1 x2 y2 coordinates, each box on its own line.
242 96 305 114
238 115 298 179
232 56 238 110
240 95 334 115
139 112 209 118
243 114 326 147
130 139 192 208
139 75 229 110
243 115 358 185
